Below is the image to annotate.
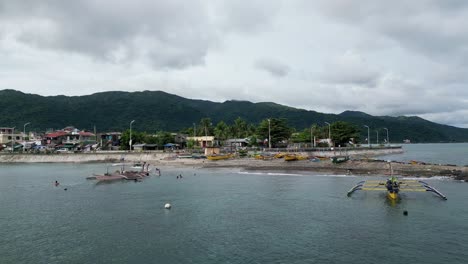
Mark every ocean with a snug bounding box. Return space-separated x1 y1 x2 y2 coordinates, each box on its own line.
1 144 468 263
378 143 468 166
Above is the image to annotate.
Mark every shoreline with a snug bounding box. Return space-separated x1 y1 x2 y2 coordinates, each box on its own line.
2 152 468 181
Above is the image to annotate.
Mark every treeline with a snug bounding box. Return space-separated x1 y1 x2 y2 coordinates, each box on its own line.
122 117 361 149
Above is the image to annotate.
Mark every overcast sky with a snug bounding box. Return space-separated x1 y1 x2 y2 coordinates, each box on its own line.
1 0 468 127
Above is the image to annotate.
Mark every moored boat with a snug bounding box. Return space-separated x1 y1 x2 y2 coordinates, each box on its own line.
207 154 233 161
284 154 297 161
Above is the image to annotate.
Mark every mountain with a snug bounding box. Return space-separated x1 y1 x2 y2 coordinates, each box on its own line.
1 89 468 143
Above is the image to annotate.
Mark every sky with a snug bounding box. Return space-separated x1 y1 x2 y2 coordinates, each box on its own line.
1 0 468 127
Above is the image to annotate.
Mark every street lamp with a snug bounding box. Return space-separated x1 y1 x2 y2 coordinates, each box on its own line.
23 122 30 152
325 122 331 146
384 128 389 146
268 119 271 149
376 130 379 145
364 125 370 148
129 120 135 151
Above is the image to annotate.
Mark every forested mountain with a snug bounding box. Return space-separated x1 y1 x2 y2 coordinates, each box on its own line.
1 89 467 143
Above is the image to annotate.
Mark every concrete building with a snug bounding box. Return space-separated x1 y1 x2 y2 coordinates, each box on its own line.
0 127 23 145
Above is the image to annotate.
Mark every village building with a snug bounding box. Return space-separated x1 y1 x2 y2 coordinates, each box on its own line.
186 136 216 148
43 127 96 151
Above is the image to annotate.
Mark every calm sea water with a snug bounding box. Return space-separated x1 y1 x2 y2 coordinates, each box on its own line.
378 143 468 166
1 162 467 264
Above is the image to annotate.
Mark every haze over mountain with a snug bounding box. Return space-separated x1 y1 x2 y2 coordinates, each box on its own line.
1 89 468 143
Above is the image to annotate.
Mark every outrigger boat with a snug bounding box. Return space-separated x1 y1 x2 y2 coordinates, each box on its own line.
206 154 233 161
347 177 447 200
87 162 151 182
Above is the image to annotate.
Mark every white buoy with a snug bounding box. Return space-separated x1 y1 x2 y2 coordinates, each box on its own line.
164 203 172 209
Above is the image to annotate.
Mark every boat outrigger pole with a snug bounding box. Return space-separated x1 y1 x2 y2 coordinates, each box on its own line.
419 180 447 200
347 181 365 197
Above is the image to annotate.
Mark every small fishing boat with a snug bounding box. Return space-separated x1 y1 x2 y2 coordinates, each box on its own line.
89 162 151 182
274 153 286 159
347 178 447 200
284 154 297 161
331 156 349 164
283 154 308 161
207 154 233 161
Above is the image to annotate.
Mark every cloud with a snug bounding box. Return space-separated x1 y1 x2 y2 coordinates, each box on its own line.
2 1 468 127
255 58 290 77
319 51 380 87
315 0 468 62
0 0 218 69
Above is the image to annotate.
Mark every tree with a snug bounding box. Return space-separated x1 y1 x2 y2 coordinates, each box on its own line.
154 131 174 146
330 121 360 146
290 128 311 143
214 121 229 143
256 118 292 147
120 130 146 150
199 118 213 137
231 117 248 138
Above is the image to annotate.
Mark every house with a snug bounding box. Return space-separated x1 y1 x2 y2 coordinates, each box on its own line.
186 136 215 148
43 127 96 150
133 143 158 151
225 138 249 148
100 132 122 150
0 127 24 145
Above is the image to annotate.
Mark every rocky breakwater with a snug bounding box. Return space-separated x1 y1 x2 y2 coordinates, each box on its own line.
201 157 468 180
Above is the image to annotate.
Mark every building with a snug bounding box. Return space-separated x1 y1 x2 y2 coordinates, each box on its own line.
224 138 249 148
186 136 216 148
0 127 24 145
43 127 96 150
100 132 122 150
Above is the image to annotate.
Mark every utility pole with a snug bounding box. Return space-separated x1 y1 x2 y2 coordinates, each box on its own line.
268 119 271 149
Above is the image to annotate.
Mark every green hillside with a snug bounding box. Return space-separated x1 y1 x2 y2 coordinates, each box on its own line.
1 89 468 143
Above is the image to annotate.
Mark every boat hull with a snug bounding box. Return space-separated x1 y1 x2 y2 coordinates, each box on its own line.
207 154 232 161
387 192 398 200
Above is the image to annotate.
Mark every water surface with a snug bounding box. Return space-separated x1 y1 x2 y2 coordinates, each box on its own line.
378 143 468 166
0 163 467 263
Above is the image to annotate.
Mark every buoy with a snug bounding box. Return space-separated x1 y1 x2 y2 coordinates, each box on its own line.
64 188 68 191
164 203 172 209
403 210 408 216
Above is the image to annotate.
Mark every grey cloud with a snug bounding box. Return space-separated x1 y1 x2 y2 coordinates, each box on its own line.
0 0 282 69
0 0 217 69
315 0 468 62
214 0 282 34
255 58 290 77
319 51 380 87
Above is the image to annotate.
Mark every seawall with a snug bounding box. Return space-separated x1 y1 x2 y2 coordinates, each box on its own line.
0 152 172 163
0 147 403 163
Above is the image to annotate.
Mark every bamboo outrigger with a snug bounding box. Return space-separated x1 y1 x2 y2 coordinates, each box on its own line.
347 178 447 200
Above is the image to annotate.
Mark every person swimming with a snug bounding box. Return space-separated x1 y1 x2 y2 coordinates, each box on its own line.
54 180 59 187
